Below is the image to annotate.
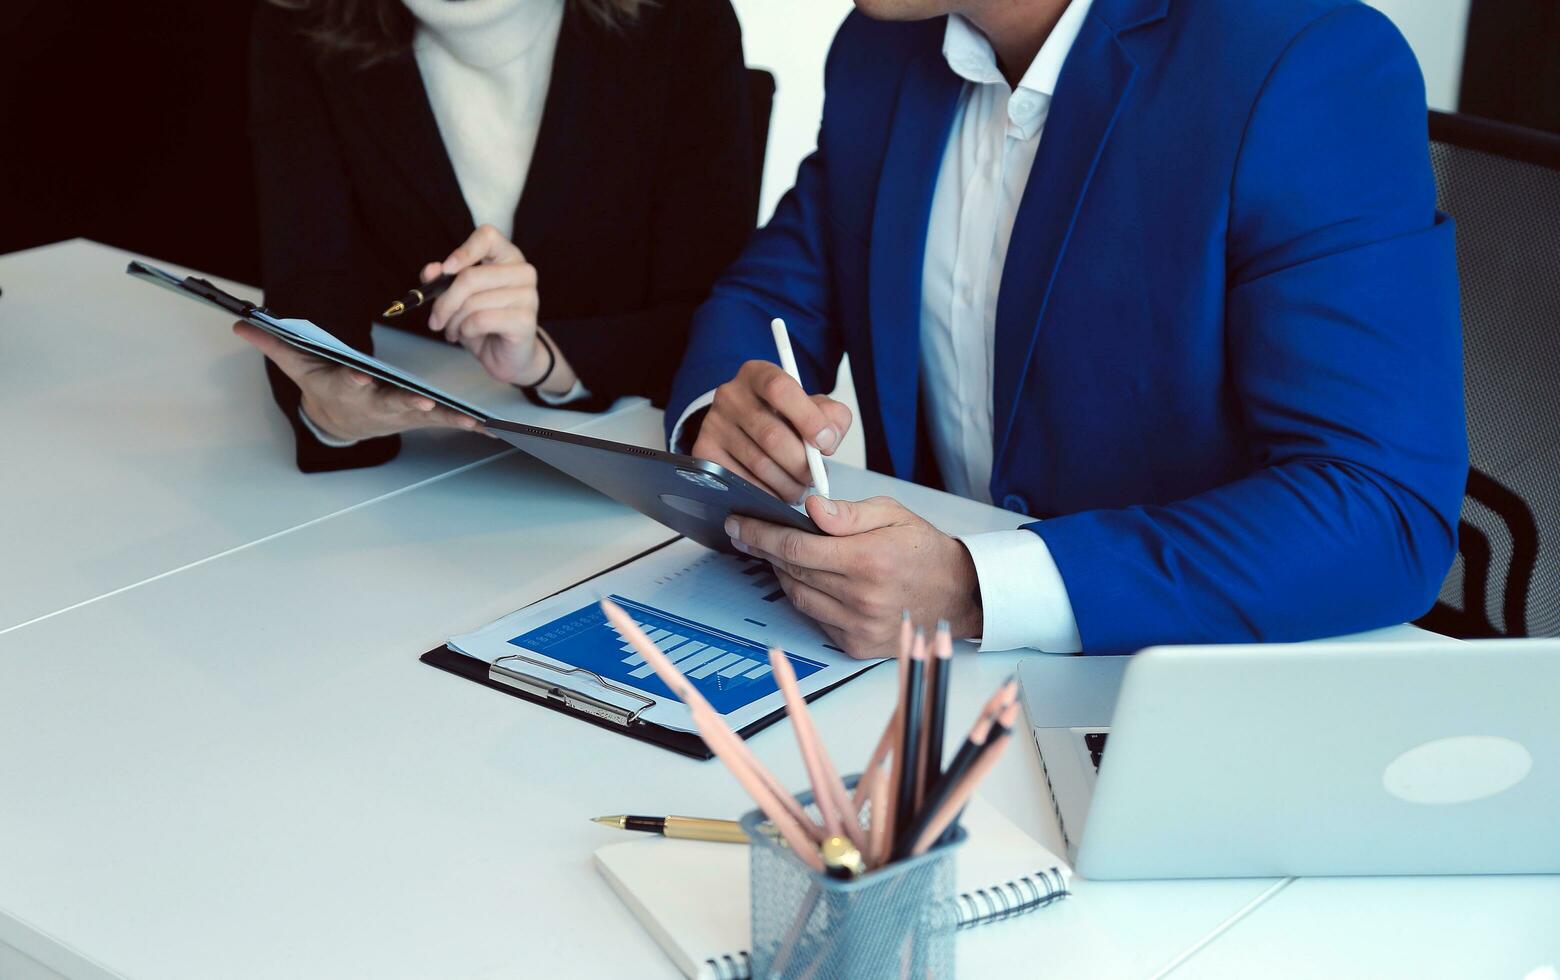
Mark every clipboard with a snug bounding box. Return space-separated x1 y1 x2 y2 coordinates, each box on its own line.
419 540 881 760
125 260 489 421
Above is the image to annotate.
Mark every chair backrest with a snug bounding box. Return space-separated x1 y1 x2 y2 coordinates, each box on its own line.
1417 111 1560 638
745 67 777 222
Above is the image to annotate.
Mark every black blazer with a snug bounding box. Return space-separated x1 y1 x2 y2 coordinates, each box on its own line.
249 0 756 471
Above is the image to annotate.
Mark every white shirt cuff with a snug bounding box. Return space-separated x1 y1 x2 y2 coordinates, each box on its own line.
298 406 360 448
957 528 1083 653
669 388 718 453
534 379 591 406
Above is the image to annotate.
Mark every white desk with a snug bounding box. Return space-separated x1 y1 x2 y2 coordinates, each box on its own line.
0 240 639 635
3 242 1554 979
0 452 1284 980
1176 876 1560 979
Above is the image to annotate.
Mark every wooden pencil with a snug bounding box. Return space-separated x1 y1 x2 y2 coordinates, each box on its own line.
907 701 1020 856
769 647 863 850
600 599 823 865
878 619 914 849
853 615 911 812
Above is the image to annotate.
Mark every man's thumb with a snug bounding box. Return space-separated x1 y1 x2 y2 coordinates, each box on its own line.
805 494 899 537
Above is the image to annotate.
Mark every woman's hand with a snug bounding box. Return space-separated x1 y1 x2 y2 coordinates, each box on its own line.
425 224 578 395
234 323 481 441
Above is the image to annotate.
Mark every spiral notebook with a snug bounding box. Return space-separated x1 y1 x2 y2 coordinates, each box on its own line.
594 796 1070 980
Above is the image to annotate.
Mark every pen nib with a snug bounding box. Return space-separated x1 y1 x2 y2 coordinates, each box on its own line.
382 301 406 318
591 815 625 829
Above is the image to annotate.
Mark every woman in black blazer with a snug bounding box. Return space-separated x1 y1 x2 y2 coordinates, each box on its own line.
242 0 756 471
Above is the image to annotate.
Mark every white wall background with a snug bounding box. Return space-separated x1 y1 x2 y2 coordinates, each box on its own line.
726 0 1473 469
1369 0 1471 111
731 0 853 224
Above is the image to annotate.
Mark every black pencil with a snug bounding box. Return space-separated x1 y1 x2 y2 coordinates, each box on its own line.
892 676 1015 860
924 621 953 785
893 629 928 836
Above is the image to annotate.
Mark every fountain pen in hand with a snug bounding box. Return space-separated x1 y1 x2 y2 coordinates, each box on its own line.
382 272 456 318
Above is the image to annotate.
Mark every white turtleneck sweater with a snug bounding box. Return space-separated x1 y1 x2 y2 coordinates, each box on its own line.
405 0 565 241
301 0 577 447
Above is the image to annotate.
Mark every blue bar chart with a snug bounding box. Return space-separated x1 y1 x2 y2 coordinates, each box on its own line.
507 594 827 715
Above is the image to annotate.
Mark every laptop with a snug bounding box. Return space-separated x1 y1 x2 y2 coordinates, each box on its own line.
1018 640 1560 880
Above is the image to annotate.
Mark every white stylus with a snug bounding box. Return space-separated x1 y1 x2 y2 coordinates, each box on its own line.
770 317 832 499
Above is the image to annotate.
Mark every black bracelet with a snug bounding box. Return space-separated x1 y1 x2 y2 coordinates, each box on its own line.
519 330 558 390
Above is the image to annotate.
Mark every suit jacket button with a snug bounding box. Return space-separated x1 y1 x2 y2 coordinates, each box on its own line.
1002 493 1030 516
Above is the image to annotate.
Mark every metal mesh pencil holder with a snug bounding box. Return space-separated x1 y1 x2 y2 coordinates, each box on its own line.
741 775 966 980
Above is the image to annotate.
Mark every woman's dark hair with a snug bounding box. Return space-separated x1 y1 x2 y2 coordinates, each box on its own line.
273 0 646 65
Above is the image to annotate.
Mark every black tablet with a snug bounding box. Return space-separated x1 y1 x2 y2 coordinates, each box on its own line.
486 418 819 554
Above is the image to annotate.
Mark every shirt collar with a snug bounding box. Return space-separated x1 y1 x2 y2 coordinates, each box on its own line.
942 0 1096 98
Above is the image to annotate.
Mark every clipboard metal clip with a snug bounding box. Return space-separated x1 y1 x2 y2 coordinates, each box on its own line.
183 276 262 318
490 652 655 728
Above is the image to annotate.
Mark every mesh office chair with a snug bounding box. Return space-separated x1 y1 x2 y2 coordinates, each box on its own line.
1417 111 1560 638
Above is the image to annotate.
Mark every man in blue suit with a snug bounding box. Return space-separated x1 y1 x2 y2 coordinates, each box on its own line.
666 0 1467 657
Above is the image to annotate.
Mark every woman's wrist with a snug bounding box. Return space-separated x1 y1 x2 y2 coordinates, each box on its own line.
527 329 578 395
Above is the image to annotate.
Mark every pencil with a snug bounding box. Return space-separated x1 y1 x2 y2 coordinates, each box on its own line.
691 700 824 871
807 708 867 852
880 621 914 847
928 678 1014 796
854 612 913 812
907 702 1019 856
923 621 953 787
602 601 814 826
853 704 898 814
891 677 1014 860
611 611 823 842
769 647 863 850
867 763 893 868
600 600 823 866
893 630 928 837
769 317 831 498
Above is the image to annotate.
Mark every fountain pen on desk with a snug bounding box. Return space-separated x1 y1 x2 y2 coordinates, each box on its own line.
381 272 456 318
592 814 753 845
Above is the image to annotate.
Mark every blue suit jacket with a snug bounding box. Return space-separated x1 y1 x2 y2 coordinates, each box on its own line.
666 0 1467 654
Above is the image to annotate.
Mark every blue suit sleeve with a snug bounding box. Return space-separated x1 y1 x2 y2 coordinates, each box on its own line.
663 30 853 445
1033 5 1468 653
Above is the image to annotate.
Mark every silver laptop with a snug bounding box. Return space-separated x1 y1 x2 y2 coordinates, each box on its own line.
1018 640 1560 880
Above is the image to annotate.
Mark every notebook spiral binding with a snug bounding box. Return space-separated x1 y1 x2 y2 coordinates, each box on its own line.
953 867 1071 930
703 951 751 980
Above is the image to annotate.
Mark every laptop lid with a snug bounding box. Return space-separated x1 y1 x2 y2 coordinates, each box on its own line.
1077 639 1560 879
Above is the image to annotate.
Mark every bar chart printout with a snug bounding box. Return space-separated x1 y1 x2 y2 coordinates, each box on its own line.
507 595 827 715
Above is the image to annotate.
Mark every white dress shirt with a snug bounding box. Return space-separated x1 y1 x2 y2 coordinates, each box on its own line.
301 0 580 447
671 7 1090 652
924 8 1089 652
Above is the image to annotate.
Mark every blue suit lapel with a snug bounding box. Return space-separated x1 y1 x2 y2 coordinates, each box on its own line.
990 12 1141 477
868 48 963 480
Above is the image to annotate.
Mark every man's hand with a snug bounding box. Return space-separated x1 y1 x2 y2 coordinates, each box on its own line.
725 495 983 658
234 323 480 442
425 224 578 395
690 360 853 503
